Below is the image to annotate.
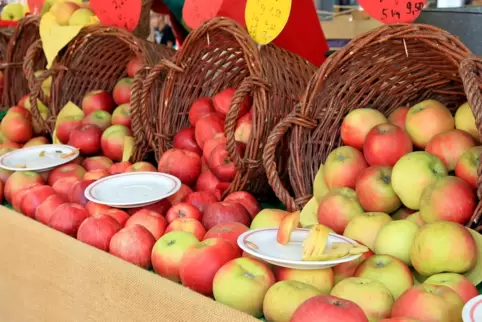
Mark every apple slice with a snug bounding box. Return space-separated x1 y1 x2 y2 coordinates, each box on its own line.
299 196 319 228
276 211 300 245
302 224 331 260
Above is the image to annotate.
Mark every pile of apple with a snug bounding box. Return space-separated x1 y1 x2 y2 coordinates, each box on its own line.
157 89 252 198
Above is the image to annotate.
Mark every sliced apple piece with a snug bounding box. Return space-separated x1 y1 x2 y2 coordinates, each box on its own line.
302 224 331 260
313 163 329 201
299 196 319 228
276 210 300 245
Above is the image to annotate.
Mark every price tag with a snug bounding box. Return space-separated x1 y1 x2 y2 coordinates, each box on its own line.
90 0 141 32
245 0 292 45
27 0 44 15
183 0 223 30
357 0 427 24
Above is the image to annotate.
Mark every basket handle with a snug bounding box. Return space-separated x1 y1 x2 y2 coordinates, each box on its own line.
262 109 317 212
28 69 58 134
23 39 50 105
130 66 151 162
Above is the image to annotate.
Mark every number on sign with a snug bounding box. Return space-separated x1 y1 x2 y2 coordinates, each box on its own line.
381 8 401 20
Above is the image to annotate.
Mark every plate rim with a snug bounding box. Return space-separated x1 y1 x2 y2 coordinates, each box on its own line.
463 294 482 322
84 171 182 207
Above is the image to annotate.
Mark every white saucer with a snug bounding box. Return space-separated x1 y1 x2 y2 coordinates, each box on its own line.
84 172 181 208
463 295 482 322
238 228 362 270
0 144 79 172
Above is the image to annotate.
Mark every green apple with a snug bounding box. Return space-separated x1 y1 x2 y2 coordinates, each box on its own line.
68 8 95 26
1 3 25 21
374 219 419 266
343 212 392 251
406 212 424 227
424 273 478 304
54 1 80 25
391 151 447 210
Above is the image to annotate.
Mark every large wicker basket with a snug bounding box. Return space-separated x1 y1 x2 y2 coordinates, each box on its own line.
140 17 316 198
263 24 481 227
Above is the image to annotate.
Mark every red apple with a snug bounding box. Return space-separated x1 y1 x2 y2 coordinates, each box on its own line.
215 182 231 198
112 78 133 105
112 103 131 128
52 177 81 200
101 125 132 161
82 110 112 131
35 194 66 224
173 127 202 155
23 136 49 147
98 208 130 226
109 225 156 268
224 191 261 219
82 156 113 171
108 161 132 174
68 180 95 206
167 184 193 205
17 94 29 108
12 186 39 212
125 209 168 240
182 191 219 213
363 123 413 166
203 222 249 255
194 113 225 149
0 112 33 143
333 248 374 284
341 108 388 150
206 143 237 182
126 56 142 78
85 201 111 217
195 170 221 192
165 218 206 241
77 215 121 251
165 202 203 223
8 106 31 121
68 124 103 155
125 199 171 217
388 107 409 130
48 163 86 186
48 203 89 237
213 88 251 117
84 169 109 181
56 116 83 144
324 146 368 190
81 90 115 115
203 133 226 158
71 156 85 165
202 201 251 230
426 129 476 171
125 161 157 172
5 171 44 204
189 97 215 126
19 185 56 218
157 148 202 185
455 146 482 188
291 295 368 322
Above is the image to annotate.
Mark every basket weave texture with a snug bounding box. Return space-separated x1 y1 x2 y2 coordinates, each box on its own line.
263 24 482 228
142 17 316 198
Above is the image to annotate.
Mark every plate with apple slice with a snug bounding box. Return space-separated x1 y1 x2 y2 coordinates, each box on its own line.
0 144 79 172
84 172 181 208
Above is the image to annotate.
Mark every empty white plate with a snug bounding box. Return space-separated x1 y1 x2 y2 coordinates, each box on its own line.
238 228 362 270
84 172 181 208
463 295 482 322
0 144 79 172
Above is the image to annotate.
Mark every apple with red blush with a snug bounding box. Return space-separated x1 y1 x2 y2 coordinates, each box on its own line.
56 115 83 144
83 156 113 171
125 161 157 172
126 199 171 216
234 110 253 144
213 88 251 117
84 169 109 181
165 218 207 241
166 202 203 223
125 209 167 239
48 203 89 237
204 222 249 256
98 208 130 226
19 185 56 218
195 170 221 192
112 103 131 128
224 191 261 219
77 215 121 251
85 201 111 217
126 56 142 78
206 143 238 182
24 136 49 147
35 194 66 224
202 201 251 230
52 177 80 200
81 90 115 115
189 97 215 126
101 125 132 161
48 163 86 186
68 124 103 155
112 78 133 105
5 171 44 204
109 225 156 268
182 191 219 213
291 295 368 322
157 148 202 185
173 127 202 155
82 110 112 131
108 161 132 174
68 180 94 206
195 113 225 149
167 184 193 205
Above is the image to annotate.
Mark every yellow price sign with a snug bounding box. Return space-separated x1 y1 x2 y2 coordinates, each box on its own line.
245 0 292 45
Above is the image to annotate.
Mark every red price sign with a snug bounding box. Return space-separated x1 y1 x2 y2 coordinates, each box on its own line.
90 0 141 32
357 0 427 23
183 0 224 30
28 0 45 14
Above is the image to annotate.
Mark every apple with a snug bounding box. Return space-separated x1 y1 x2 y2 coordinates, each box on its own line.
99 209 130 226
151 231 200 282
5 171 44 204
126 56 142 78
85 201 111 217
380 319 420 322
48 163 86 186
56 116 83 144
1 3 25 21
423 273 478 304
317 188 364 234
343 212 392 251
126 199 171 216
84 169 109 181
24 136 49 147
213 88 251 117
410 221 477 276
0 168 13 184
82 110 112 131
181 191 219 213
455 145 482 188
1 112 33 143
82 156 113 171
68 124 103 155
35 194 66 225
250 209 288 229
112 78 133 105
224 191 261 219
391 284 464 322
195 170 221 192
112 104 131 128
202 201 251 230
101 125 132 161
291 295 369 322
52 177 81 200
391 151 447 210
419 176 476 224
323 146 368 190
274 266 334 294
19 185 56 218
68 8 95 25
109 225 156 269
330 277 394 320
54 2 80 25
165 202 202 223
406 212 425 227
164 218 206 241
48 203 89 237
455 102 479 142
189 97 215 126
203 134 227 159
108 161 132 175
426 129 475 171
206 143 238 182
173 127 202 155
357 166 400 214
333 248 374 284
179 238 239 296
68 180 94 206
234 111 252 144
8 106 31 121
363 123 413 166
77 215 121 251
125 161 156 173
125 209 167 240
157 148 202 185
374 220 419 266
167 184 193 205
204 222 249 255
12 186 37 212
17 95 29 108
388 107 409 130
213 257 275 317
81 90 115 115
391 207 415 220
405 100 455 149
194 113 225 148
340 108 388 150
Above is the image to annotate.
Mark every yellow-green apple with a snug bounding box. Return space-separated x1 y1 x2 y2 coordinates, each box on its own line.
354 255 414 299
317 187 364 234
343 212 392 251
158 148 202 185
330 277 394 321
19 185 56 218
56 115 83 144
202 201 251 230
112 103 131 128
82 156 113 171
81 90 115 115
52 177 80 201
189 97 215 126
82 110 112 131
35 194 66 225
213 257 275 317
291 295 368 322
112 78 133 105
54 2 80 25
250 209 289 229
213 88 251 117
1 111 33 143
68 124 103 155
391 207 415 220
355 166 401 213
263 280 322 322
5 171 44 204
405 100 455 148
125 209 167 240
204 222 249 256
85 201 111 217
340 108 388 150
125 161 157 172
100 209 129 226
391 151 447 209
426 129 475 171
234 111 252 144
363 123 413 166
424 273 478 304
77 215 121 251
1 3 25 20
165 218 206 241
68 8 95 25
419 176 476 224
100 124 132 161
48 163 86 186
224 191 261 219
181 191 218 213
273 266 334 294
406 212 424 227
410 221 477 276
23 136 49 147
374 220 419 266
179 237 238 296
166 202 202 223
323 146 368 189
455 102 479 142
455 146 482 189
151 231 199 282
109 225 156 269
387 107 409 130
173 127 202 155
108 161 132 175
126 56 142 78
333 246 374 284
48 203 89 237
391 284 464 322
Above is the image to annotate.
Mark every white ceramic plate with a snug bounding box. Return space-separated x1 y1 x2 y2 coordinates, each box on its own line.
238 228 362 270
0 144 79 172
84 172 181 208
463 295 482 322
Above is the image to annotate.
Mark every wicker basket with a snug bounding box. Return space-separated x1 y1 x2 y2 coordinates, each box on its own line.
141 17 316 198
263 24 481 222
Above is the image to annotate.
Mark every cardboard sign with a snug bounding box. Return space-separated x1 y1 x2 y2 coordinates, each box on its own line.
90 0 141 32
358 0 427 23
28 0 45 14
183 0 223 30
245 0 291 45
